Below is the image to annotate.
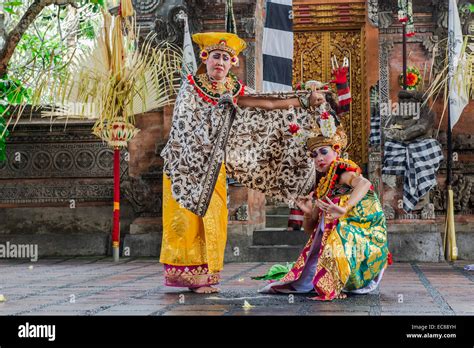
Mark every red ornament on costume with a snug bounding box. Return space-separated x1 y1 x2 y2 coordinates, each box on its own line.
320 111 330 120
289 123 300 135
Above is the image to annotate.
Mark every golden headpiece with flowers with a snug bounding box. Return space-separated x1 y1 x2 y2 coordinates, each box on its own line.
192 32 247 66
288 100 348 153
306 121 348 153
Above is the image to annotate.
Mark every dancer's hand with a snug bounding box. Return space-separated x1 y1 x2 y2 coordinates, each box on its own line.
315 197 347 219
217 93 236 109
309 91 326 107
292 194 314 216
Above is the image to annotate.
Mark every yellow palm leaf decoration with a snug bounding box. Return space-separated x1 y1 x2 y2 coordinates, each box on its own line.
40 5 182 148
37 1 182 261
423 36 473 136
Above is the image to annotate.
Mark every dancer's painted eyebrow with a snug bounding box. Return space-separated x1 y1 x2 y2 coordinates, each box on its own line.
212 53 230 60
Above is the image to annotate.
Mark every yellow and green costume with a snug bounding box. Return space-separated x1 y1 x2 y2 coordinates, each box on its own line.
260 158 389 300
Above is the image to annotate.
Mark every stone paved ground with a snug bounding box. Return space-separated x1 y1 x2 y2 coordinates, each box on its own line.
0 258 473 316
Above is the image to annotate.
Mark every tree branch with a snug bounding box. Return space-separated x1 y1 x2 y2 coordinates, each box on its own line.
0 0 80 77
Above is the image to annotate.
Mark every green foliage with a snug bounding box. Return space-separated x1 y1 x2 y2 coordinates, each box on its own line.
1 0 106 161
4 0 105 15
0 116 8 162
251 263 295 281
0 75 32 161
7 0 104 104
0 75 32 110
3 1 23 15
84 0 105 12
79 18 97 39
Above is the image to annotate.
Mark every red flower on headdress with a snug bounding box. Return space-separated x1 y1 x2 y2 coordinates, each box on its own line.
289 123 300 135
387 252 393 265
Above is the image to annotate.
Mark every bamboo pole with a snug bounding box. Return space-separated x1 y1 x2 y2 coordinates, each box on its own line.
112 147 120 262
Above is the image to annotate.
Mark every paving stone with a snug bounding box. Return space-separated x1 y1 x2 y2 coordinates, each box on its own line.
0 258 472 315
162 310 225 316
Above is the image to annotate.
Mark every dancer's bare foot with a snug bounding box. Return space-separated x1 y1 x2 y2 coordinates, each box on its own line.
189 286 220 294
336 292 347 299
308 295 330 301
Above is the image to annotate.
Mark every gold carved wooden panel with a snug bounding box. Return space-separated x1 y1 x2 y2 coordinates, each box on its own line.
293 29 367 165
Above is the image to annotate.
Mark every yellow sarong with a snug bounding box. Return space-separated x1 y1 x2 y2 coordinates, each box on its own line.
160 164 228 287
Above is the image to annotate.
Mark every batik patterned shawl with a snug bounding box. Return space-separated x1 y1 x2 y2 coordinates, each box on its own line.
161 74 315 217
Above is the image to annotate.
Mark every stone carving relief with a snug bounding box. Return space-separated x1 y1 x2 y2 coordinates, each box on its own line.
132 0 163 14
377 0 394 29
368 0 378 27
432 0 448 31
235 204 249 221
431 175 474 214
384 91 435 142
0 182 114 204
383 203 396 220
0 143 128 179
122 176 162 217
0 119 130 204
421 203 436 219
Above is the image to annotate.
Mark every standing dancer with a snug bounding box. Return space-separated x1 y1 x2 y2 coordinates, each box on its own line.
160 32 325 293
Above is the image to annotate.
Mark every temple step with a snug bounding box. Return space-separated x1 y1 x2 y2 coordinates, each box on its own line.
265 215 291 228
253 228 308 246
265 205 291 216
247 245 303 262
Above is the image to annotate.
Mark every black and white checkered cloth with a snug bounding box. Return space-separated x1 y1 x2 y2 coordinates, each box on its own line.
262 0 293 92
369 85 381 145
370 109 381 146
382 139 444 212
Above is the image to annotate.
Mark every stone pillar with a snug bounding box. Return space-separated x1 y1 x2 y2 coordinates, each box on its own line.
122 108 167 257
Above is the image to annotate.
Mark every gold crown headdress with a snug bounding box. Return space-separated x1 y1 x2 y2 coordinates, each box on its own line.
192 32 246 66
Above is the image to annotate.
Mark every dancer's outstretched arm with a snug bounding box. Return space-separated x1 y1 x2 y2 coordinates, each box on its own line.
315 172 372 219
237 90 325 110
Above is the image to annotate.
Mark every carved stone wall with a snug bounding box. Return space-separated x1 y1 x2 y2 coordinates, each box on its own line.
0 114 130 206
431 132 474 216
0 111 136 245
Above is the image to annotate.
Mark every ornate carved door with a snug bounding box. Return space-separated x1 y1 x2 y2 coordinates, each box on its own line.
293 29 367 165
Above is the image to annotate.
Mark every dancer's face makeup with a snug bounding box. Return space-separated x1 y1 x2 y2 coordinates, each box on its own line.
310 146 338 172
205 50 231 81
